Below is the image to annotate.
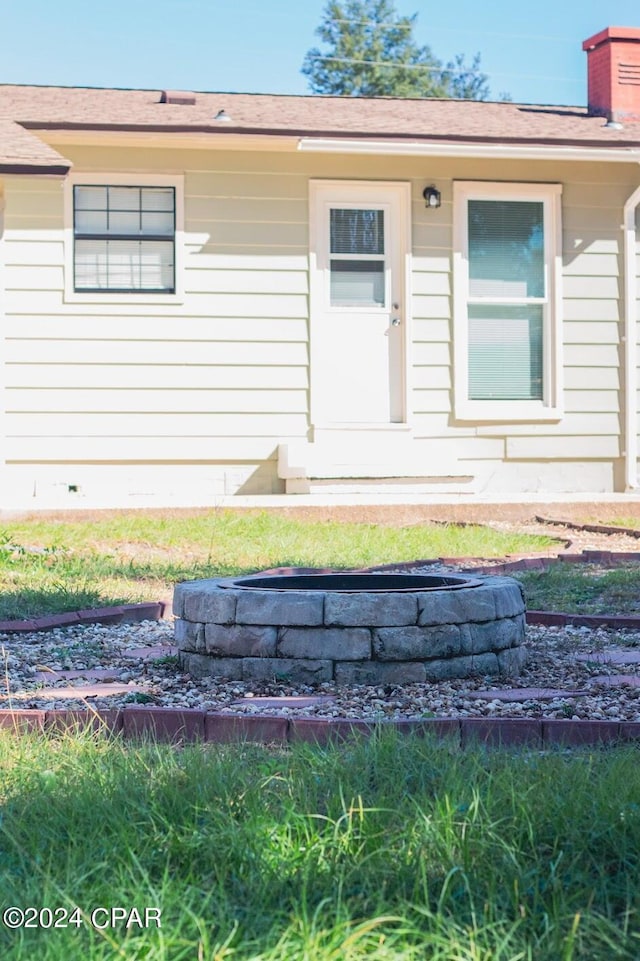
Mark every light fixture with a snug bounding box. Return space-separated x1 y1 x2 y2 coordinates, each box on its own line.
422 185 441 208
214 109 232 122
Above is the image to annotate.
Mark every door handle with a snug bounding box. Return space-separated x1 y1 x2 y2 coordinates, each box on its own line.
391 317 401 326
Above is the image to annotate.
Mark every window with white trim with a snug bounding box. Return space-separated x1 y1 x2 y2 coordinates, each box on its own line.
73 185 175 293
453 181 562 421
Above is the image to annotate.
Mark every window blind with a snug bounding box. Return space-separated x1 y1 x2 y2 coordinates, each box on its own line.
467 200 545 401
468 305 543 400
329 208 386 306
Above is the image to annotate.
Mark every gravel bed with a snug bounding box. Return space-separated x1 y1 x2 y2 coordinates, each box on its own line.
1 616 640 722
477 520 640 554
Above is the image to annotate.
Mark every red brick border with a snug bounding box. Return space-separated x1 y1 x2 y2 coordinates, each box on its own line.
0 601 166 634
0 707 636 749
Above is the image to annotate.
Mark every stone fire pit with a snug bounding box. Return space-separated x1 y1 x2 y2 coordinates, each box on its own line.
173 571 527 685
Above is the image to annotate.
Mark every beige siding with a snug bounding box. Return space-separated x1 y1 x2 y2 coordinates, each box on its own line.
7 316 308 341
4 364 308 389
2 147 638 501
506 436 620 459
2 152 312 494
5 341 308 365
6 389 307 413
407 160 634 490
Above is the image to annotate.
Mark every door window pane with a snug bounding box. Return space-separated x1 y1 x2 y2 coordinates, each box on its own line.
330 209 384 255
330 260 385 306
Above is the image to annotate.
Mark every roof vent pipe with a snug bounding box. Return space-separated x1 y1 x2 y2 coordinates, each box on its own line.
159 90 196 105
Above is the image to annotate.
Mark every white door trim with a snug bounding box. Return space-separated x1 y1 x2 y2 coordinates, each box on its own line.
308 179 412 430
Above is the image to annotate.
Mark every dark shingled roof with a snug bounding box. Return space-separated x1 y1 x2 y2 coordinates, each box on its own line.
2 83 640 171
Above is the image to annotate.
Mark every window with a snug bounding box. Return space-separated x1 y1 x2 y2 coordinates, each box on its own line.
453 181 562 421
329 208 386 307
73 184 175 293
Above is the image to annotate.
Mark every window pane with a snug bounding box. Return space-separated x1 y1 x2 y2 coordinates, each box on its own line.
141 210 175 235
75 209 108 234
330 260 385 306
141 188 174 211
330 209 384 255
74 240 109 289
75 239 174 291
74 186 107 210
139 241 174 289
108 210 141 235
468 200 544 299
109 187 141 210
468 304 543 400
107 242 141 289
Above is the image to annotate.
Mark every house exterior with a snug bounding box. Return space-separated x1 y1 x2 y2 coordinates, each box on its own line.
2 26 640 506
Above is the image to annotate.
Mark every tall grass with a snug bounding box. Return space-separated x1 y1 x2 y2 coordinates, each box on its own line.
0 727 638 959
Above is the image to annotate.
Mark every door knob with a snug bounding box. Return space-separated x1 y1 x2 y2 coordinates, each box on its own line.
391 317 401 326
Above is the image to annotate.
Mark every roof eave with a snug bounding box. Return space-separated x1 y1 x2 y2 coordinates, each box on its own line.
14 122 640 162
0 162 71 175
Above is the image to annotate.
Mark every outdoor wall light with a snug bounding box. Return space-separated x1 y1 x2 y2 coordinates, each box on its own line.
422 185 441 208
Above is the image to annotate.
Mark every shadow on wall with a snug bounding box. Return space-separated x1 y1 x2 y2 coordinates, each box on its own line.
235 459 285 495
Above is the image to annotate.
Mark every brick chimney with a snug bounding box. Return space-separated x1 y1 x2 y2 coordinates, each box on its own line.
583 27 640 123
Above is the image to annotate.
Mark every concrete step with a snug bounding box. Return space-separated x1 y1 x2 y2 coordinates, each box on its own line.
284 475 478 495
278 438 475 492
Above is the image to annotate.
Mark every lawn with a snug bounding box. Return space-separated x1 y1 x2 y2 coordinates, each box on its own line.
0 727 639 961
1 512 640 959
0 509 556 620
515 562 640 615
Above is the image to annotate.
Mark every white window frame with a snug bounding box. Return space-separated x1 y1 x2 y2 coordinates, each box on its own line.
453 180 563 422
64 172 184 304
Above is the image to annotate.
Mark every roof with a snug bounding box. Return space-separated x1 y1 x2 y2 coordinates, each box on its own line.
2 83 640 172
0 119 72 173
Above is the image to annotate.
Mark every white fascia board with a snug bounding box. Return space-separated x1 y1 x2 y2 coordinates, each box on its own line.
297 137 640 163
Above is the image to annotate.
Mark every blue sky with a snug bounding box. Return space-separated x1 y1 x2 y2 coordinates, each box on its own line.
4 0 640 106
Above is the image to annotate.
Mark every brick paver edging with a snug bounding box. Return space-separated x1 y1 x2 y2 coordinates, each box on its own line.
0 602 166 634
3 707 640 749
369 547 640 575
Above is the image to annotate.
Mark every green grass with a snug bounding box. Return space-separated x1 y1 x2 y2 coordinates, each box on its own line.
0 510 555 619
585 517 640 530
0 727 639 960
515 562 640 615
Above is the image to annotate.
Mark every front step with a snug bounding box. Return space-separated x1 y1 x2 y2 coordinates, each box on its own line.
284 475 477 495
278 436 477 494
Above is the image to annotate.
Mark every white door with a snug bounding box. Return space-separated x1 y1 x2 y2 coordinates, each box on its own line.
310 181 410 425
